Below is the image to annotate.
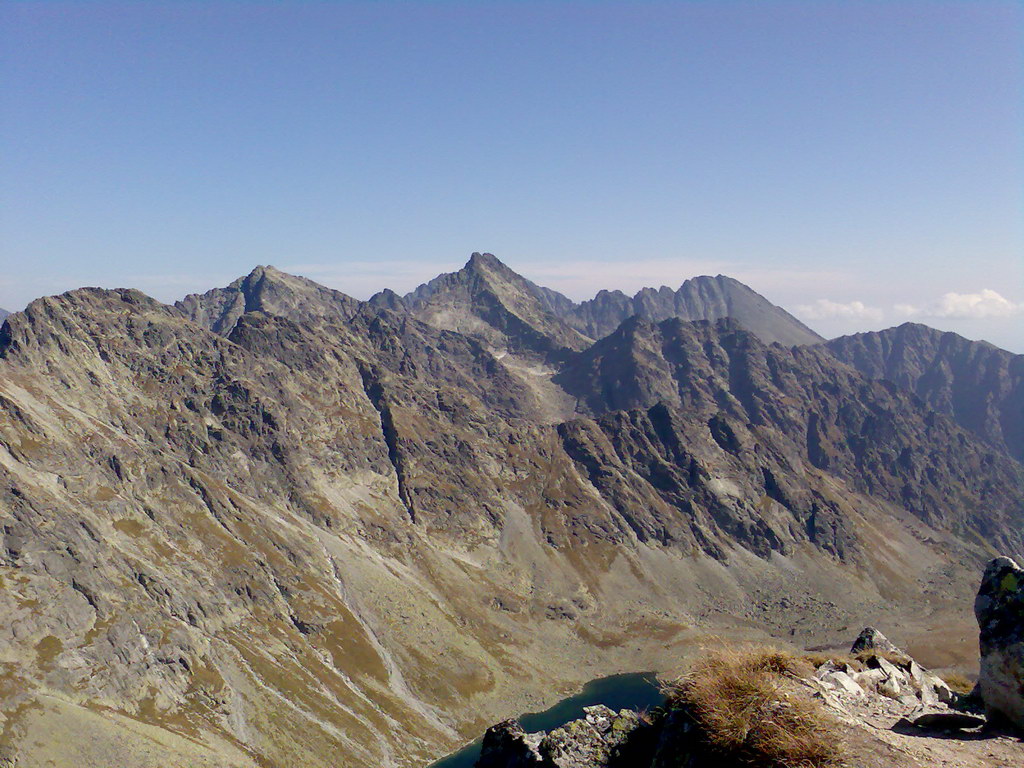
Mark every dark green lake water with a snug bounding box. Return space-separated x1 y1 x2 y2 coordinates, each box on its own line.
428 671 663 768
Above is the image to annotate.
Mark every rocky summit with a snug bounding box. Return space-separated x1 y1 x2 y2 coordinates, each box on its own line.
0 254 1022 768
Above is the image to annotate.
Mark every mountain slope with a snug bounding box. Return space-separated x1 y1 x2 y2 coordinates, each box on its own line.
555 317 1024 558
562 275 823 346
406 257 823 350
826 323 1024 462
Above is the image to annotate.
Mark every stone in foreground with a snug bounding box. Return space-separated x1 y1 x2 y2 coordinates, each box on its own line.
974 556 1024 730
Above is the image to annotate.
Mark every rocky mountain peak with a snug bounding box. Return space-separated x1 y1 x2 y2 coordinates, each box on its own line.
367 287 408 311
176 265 361 335
403 252 592 358
466 250 505 271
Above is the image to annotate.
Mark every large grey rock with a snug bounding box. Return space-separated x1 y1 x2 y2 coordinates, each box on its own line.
974 556 1024 729
819 669 865 698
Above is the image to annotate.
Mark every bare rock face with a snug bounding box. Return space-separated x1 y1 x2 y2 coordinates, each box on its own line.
974 556 1024 728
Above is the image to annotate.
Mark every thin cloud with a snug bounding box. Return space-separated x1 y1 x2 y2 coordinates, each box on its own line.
794 298 885 323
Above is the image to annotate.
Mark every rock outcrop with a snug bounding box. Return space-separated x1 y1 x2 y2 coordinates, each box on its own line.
974 556 1024 729
817 647 952 707
477 706 641 768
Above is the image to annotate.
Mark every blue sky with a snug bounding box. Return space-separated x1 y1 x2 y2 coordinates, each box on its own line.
2 1 1022 349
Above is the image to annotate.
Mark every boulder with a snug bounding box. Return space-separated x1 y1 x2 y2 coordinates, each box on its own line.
476 720 544 767
850 627 904 657
974 556 1024 729
817 669 865 698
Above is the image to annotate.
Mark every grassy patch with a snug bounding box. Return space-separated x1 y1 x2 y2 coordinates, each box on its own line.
665 646 844 768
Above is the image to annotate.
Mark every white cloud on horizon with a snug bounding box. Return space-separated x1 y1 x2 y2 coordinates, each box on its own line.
894 289 1023 320
933 289 1022 319
794 298 885 323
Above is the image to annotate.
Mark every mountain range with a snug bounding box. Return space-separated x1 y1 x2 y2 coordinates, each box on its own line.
0 254 1020 768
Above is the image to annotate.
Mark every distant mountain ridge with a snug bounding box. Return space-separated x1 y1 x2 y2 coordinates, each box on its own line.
399 251 593 359
560 274 823 346
826 323 1024 462
0 307 9 323
398 252 823 353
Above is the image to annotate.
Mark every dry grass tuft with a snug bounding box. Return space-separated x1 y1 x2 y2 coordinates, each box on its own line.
666 646 844 768
801 652 865 673
941 672 974 696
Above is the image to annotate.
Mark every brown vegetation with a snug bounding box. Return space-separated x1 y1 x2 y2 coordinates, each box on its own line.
666 646 844 768
941 672 975 696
